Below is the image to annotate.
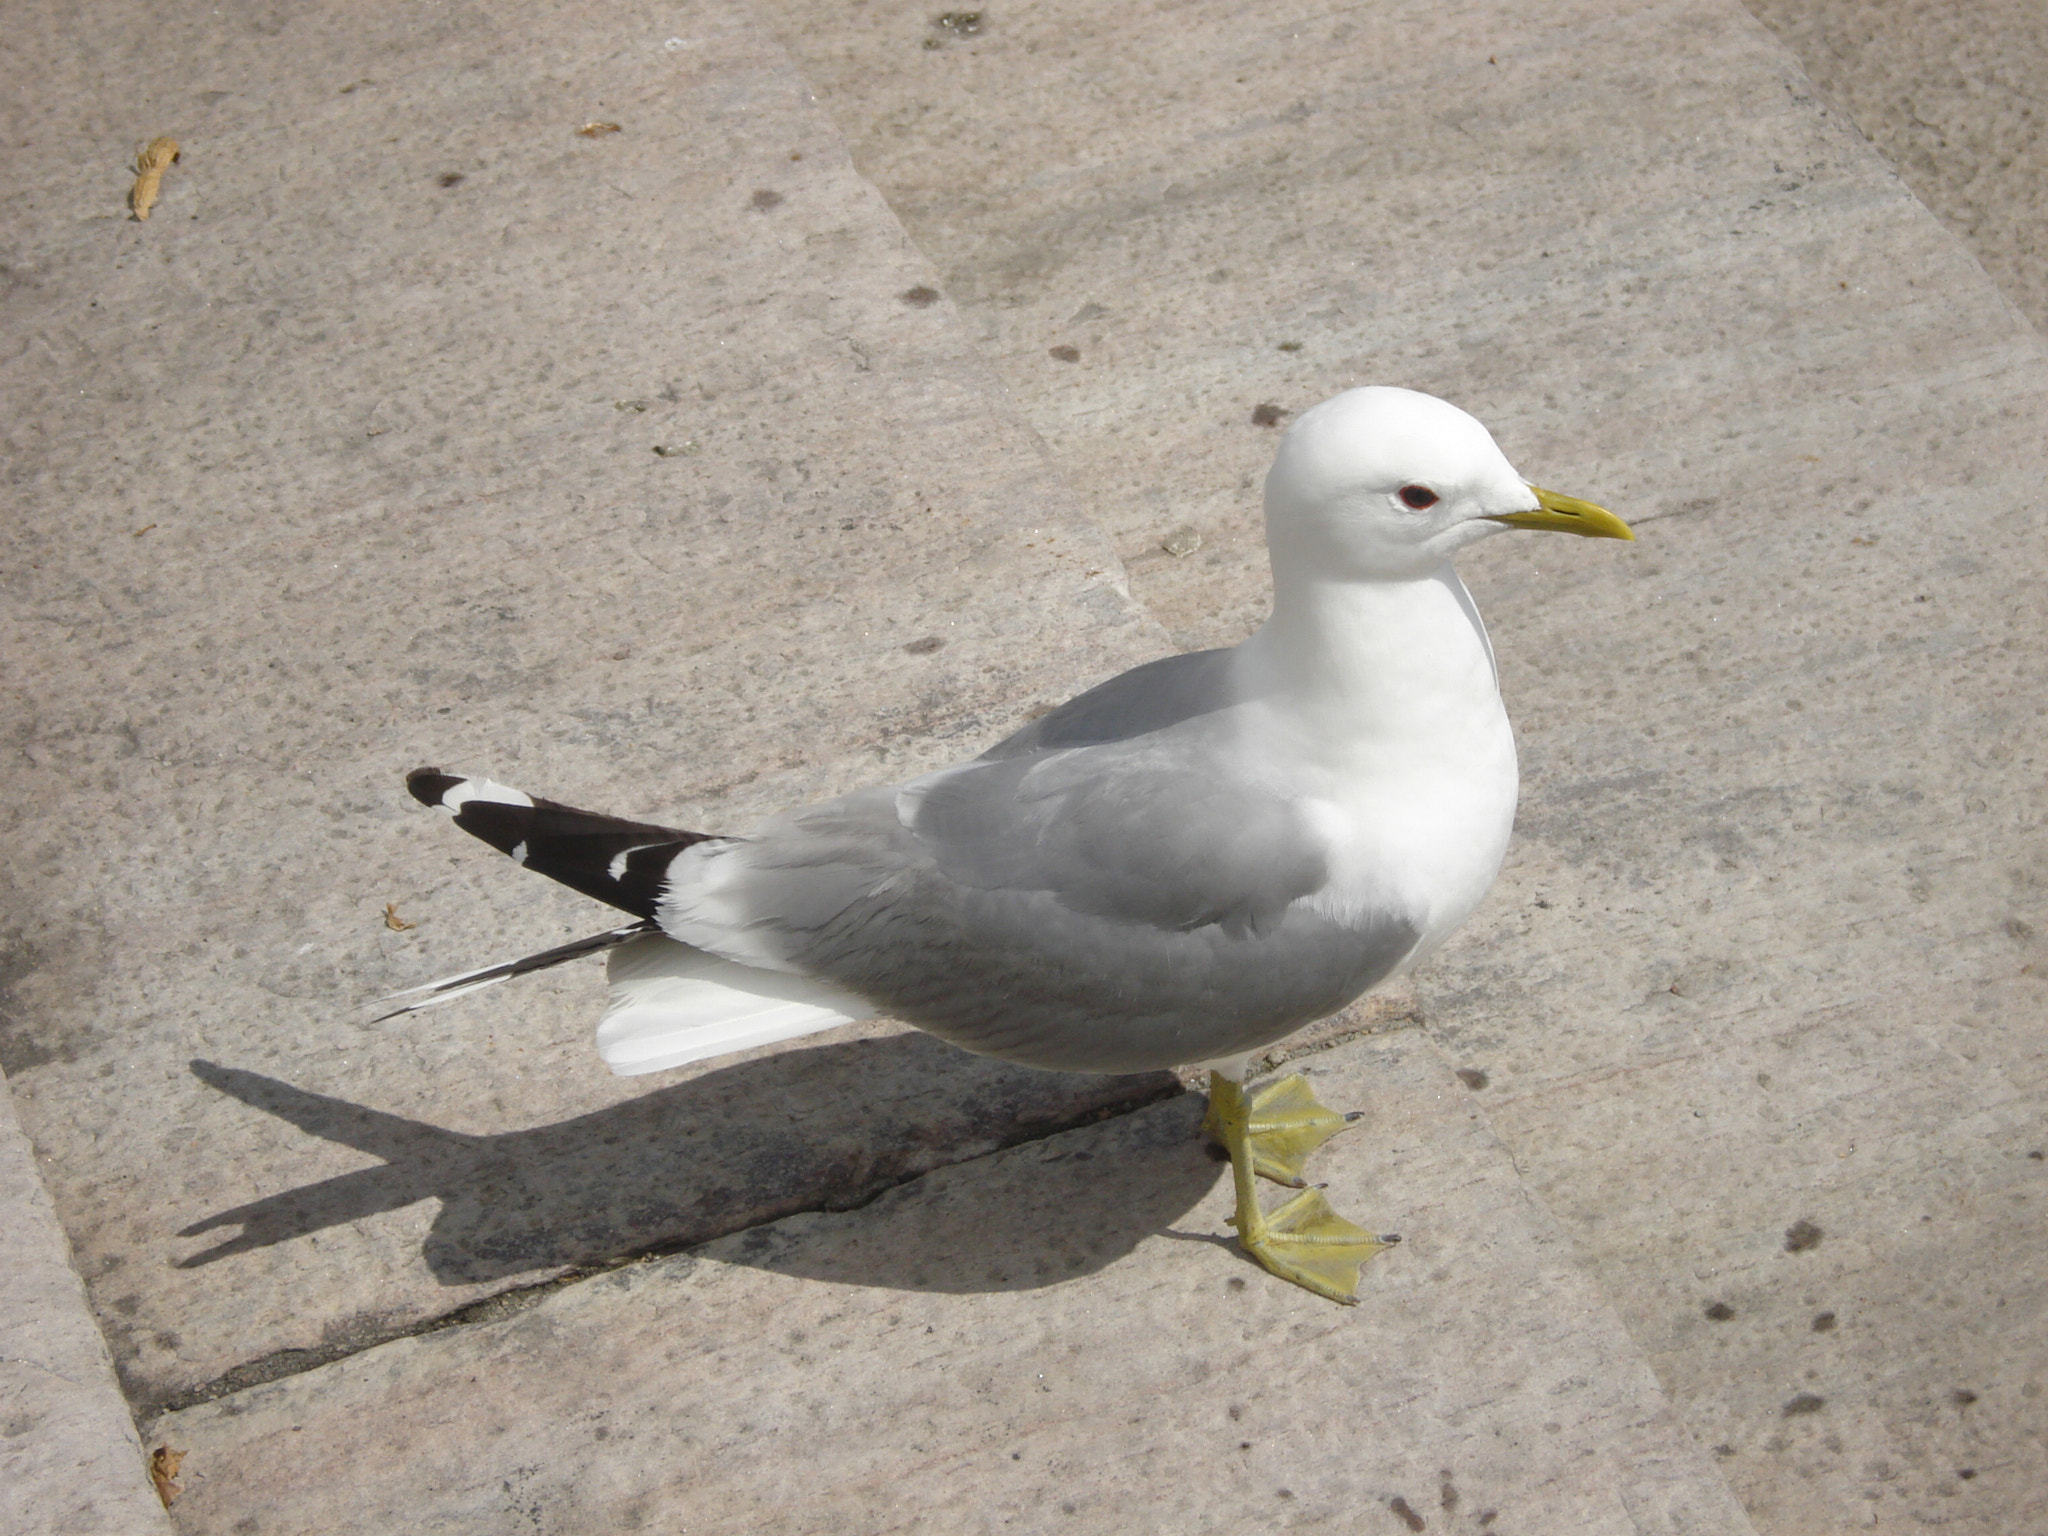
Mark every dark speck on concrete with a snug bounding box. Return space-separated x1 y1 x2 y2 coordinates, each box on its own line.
1812 1311 1836 1332
437 172 464 188
900 285 940 307
2029 1149 2044 1160
933 11 983 35
1251 403 1288 427
750 189 784 212
1704 1301 1735 1321
1454 1067 1488 1091
1389 1495 1425 1531
1784 1218 1824 1252
1783 1393 1826 1416
1439 1472 1458 1512
1957 1468 1977 1480
903 636 945 655
1277 340 1303 351
1048 344 1080 363
1952 1388 1978 1406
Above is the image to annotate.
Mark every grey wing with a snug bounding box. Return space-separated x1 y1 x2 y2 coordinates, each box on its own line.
904 727 1326 937
733 739 1418 1070
655 659 1423 1072
980 648 1236 760
951 649 1314 932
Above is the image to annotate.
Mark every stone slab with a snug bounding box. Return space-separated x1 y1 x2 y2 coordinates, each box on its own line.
1748 0 2048 334
0 1073 170 1535
754 2 2048 1530
0 0 1170 1410
151 1034 1754 1535
1480 995 2048 1529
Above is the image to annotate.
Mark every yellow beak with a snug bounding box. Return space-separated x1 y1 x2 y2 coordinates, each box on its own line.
1486 486 1634 541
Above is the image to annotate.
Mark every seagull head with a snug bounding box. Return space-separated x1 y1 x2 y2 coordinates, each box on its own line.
1262 386 1631 582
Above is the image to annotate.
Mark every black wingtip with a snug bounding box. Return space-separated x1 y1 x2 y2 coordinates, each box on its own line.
408 767 463 808
401 767 710 919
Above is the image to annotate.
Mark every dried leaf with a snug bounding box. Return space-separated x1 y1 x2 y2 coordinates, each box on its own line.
130 136 180 221
383 902 416 932
576 121 622 137
149 1445 185 1507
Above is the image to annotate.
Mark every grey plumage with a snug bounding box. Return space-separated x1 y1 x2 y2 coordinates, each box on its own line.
655 651 1424 1074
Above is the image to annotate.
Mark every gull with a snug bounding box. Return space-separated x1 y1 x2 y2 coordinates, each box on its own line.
384 386 1631 1303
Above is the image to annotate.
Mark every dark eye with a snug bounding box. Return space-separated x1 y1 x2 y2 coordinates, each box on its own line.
1398 484 1438 510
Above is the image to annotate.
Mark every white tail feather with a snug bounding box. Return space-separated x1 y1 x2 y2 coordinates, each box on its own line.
597 932 874 1076
372 923 651 1021
374 970 516 1016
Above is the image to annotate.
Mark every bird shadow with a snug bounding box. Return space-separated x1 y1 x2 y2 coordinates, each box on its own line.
181 1038 1216 1296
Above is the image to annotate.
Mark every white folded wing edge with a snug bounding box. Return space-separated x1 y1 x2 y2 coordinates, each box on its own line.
597 931 876 1076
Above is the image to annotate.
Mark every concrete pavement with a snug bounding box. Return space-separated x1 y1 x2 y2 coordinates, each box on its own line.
0 1077 169 1534
762 1 2048 1526
1751 0 2048 335
1 0 2044 1530
153 1036 1757 1535
2 0 1164 1412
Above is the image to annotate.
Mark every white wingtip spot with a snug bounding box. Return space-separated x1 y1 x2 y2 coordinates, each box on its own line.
606 843 667 881
511 840 528 864
441 777 536 814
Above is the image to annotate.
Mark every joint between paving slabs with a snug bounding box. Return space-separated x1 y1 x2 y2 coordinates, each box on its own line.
136 1075 1187 1426
135 1012 1436 1426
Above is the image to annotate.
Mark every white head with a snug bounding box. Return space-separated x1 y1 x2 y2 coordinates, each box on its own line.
1263 387 1628 582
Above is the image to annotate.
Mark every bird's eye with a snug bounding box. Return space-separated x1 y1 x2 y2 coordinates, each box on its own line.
1398 484 1439 510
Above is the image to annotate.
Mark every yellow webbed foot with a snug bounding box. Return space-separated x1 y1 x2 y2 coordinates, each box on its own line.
1230 1187 1398 1305
1208 1072 1397 1305
1202 1071 1360 1185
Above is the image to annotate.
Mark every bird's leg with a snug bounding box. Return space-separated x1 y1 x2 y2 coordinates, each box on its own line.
1206 1071 1397 1305
1201 1070 1361 1186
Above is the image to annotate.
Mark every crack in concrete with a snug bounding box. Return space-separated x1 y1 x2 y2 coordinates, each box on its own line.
0 1355 89 1389
136 1015 1421 1428
140 1075 1184 1425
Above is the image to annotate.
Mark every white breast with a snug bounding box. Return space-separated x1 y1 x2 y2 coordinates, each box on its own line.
1232 564 1521 960
1305 713 1518 964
